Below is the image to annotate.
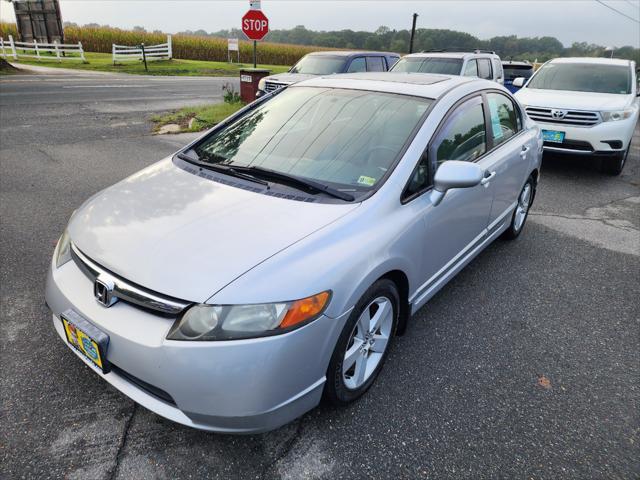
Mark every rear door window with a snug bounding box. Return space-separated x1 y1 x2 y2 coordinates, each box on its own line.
366 56 385 72
486 92 520 146
477 59 493 80
346 57 366 73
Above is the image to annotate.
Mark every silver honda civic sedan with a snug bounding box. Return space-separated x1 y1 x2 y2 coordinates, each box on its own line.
46 73 542 433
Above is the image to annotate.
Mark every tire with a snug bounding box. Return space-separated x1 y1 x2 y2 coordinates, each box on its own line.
600 147 629 176
324 279 399 405
502 176 535 240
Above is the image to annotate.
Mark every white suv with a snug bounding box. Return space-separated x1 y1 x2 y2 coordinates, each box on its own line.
515 57 639 175
390 50 504 84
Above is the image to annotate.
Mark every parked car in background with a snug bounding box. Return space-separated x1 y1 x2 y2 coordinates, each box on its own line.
256 50 400 97
390 50 504 84
46 73 542 433
502 61 535 93
515 57 639 175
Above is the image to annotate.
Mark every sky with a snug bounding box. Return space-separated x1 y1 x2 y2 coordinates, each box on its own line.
1 0 639 48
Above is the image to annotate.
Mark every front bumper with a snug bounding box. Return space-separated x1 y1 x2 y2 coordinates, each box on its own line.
45 258 348 433
537 117 636 156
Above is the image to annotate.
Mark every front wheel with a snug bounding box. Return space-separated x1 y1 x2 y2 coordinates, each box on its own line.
324 279 399 405
600 147 629 176
502 176 535 240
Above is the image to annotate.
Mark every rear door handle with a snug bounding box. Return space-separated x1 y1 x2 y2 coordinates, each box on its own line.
520 145 530 157
481 171 496 186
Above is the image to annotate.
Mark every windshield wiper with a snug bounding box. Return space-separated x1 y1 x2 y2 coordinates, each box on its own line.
230 165 355 202
176 152 269 188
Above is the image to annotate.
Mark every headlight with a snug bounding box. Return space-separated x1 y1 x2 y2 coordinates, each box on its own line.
258 78 266 91
167 291 331 341
54 229 72 268
601 109 634 122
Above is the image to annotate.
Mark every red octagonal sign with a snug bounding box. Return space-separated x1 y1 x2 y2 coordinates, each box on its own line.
242 9 269 41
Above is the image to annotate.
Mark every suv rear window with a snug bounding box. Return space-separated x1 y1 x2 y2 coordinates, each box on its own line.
503 64 534 81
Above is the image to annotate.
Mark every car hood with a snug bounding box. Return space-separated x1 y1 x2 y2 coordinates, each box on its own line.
68 159 359 303
516 88 632 111
265 72 317 84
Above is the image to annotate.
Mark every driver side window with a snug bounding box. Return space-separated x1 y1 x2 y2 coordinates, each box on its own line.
403 97 487 201
433 97 487 170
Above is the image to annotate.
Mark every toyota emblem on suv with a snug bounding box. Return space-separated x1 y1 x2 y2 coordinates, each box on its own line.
551 109 567 119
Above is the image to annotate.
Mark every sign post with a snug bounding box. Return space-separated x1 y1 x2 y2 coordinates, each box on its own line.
227 38 239 63
241 0 269 68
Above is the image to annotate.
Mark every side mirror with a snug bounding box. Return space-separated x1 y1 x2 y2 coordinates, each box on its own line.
430 161 484 206
512 77 526 88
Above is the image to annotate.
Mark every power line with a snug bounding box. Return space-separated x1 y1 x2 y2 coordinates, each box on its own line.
594 0 640 23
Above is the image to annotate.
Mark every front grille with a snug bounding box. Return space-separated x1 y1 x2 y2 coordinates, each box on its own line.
71 245 191 316
264 81 287 92
526 106 601 127
111 363 177 406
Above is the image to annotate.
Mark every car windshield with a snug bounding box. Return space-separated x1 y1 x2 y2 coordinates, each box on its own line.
503 65 534 81
391 57 463 75
527 63 631 94
193 87 432 191
289 56 347 74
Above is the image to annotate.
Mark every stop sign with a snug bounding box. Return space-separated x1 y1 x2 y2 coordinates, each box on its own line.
242 9 269 41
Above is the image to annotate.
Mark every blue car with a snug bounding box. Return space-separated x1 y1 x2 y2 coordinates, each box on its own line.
503 61 535 93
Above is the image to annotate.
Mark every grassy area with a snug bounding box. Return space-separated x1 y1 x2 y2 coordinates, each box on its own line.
152 102 245 133
0 58 19 75
12 52 290 77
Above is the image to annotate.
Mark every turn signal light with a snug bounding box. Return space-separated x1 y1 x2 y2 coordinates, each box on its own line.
280 291 331 329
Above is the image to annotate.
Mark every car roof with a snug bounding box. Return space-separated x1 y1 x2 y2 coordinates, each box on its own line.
549 57 631 67
401 52 498 60
292 72 481 99
306 50 399 57
502 61 533 67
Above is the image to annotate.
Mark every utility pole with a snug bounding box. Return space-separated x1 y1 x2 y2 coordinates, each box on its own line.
409 13 418 53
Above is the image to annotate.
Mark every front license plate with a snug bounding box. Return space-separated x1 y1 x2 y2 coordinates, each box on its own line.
61 310 110 373
542 129 565 143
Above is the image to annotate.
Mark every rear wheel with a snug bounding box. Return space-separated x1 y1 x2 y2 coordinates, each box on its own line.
502 176 535 240
324 279 399 405
600 147 629 176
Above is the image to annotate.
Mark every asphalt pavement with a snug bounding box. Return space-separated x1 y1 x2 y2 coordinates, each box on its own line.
1 68 638 480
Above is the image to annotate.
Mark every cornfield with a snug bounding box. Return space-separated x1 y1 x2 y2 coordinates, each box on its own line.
0 23 335 65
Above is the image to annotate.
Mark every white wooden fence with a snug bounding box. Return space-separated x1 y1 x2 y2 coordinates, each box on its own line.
0 35 85 61
112 35 172 63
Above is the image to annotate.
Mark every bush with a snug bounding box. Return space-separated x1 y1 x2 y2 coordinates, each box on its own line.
222 83 241 104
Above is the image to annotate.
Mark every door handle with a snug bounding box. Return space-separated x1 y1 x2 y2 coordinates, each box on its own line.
481 171 496 186
520 145 530 157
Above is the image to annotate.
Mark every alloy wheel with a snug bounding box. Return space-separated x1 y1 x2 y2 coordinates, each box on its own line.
342 296 394 390
514 182 532 232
